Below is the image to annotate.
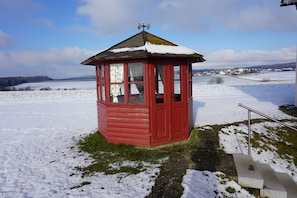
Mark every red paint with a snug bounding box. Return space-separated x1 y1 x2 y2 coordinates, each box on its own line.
81 31 204 147
93 58 194 147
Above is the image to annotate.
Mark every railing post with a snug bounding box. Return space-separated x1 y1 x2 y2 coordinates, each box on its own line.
248 110 251 156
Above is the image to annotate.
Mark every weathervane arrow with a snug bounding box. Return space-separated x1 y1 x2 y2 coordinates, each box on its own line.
138 22 150 31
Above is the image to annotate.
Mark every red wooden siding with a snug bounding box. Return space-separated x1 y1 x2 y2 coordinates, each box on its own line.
94 59 195 147
97 102 107 138
187 97 194 133
105 106 150 146
171 106 183 139
154 108 169 142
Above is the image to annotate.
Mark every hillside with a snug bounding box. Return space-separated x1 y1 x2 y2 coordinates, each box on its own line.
0 72 295 197
0 76 52 89
194 62 296 73
246 61 296 70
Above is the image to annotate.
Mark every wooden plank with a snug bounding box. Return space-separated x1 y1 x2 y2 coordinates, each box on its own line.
107 122 149 130
107 106 149 119
107 106 149 113
187 98 193 133
108 113 149 119
107 127 150 135
107 117 149 124
97 103 107 136
109 131 150 138
107 111 149 118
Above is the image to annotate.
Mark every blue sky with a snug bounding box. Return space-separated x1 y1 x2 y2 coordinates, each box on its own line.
0 0 297 78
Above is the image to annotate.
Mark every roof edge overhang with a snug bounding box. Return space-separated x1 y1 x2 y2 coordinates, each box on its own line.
81 54 205 66
81 30 205 66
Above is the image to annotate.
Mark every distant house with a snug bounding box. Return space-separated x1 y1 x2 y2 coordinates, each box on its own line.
81 30 205 146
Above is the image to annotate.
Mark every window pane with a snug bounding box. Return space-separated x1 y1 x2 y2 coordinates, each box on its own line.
96 66 100 101
129 84 144 103
174 65 181 101
101 65 105 101
102 85 106 102
128 63 144 103
110 63 124 103
110 63 124 83
155 65 164 103
188 65 192 98
128 63 143 82
110 84 124 103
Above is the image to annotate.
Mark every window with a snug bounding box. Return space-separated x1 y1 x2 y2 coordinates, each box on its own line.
108 62 145 104
188 65 192 98
96 65 106 103
101 65 106 102
155 65 164 103
173 65 181 102
128 63 144 103
96 66 100 101
109 63 124 103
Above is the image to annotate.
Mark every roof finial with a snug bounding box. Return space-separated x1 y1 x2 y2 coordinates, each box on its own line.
138 22 150 31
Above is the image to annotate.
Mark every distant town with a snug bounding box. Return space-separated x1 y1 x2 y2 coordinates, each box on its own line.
0 62 296 90
193 62 296 76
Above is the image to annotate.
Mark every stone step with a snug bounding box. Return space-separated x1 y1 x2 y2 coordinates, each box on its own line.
275 172 297 198
256 162 287 198
232 154 264 189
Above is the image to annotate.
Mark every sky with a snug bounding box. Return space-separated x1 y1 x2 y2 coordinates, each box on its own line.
0 0 297 78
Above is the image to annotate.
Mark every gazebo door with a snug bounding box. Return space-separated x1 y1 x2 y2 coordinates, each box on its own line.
152 64 186 145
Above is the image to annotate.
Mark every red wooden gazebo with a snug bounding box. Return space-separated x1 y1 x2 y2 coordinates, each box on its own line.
81 30 205 147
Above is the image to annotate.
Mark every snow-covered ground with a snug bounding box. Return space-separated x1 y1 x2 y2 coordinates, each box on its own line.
193 71 295 126
0 71 295 197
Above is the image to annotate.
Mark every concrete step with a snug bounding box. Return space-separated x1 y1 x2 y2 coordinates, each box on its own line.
233 154 264 189
275 172 297 198
256 162 287 198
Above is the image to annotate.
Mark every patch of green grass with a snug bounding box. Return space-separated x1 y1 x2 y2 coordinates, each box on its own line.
74 132 169 176
274 126 297 166
236 119 297 169
279 105 297 118
73 118 297 196
226 186 236 194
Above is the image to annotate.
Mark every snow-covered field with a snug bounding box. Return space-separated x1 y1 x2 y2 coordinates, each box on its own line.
0 71 295 197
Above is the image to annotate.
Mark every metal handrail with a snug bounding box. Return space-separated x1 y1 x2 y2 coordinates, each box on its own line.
238 103 297 155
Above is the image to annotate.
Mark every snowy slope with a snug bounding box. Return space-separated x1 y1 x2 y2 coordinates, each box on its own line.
0 71 295 197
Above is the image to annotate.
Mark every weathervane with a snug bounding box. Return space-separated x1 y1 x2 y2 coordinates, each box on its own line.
138 22 150 31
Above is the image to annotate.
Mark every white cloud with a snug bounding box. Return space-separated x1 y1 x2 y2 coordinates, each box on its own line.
212 0 297 32
157 0 297 32
0 30 11 48
0 47 97 78
76 0 297 34
76 0 149 35
0 45 295 78
194 46 297 69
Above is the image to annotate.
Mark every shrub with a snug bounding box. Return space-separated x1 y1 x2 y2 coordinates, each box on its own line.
208 77 224 84
40 87 52 91
261 78 270 82
19 86 33 91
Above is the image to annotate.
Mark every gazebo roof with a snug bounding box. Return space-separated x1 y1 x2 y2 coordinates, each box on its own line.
81 31 205 65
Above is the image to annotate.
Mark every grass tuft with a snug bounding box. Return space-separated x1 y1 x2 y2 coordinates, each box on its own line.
75 132 168 176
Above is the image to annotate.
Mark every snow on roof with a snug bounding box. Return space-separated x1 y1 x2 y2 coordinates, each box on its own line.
109 41 198 55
